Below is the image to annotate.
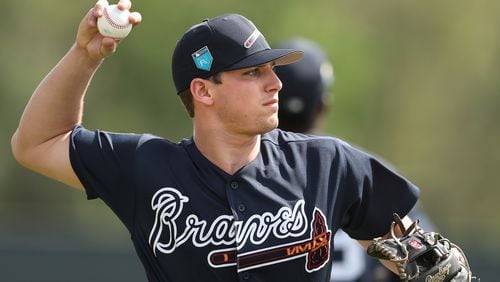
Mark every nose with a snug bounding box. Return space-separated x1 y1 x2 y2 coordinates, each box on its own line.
265 66 282 94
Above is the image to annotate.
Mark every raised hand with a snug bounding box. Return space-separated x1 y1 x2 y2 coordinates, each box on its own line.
75 0 142 61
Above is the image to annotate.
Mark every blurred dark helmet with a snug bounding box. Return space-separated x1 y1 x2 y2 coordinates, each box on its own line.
275 38 334 132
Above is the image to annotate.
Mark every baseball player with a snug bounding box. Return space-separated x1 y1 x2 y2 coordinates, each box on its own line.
274 38 437 282
12 1 470 281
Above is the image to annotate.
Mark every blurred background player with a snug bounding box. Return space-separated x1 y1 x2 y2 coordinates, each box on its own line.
275 38 435 282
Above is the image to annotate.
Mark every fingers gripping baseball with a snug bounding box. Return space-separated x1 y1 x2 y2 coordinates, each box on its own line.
76 0 141 60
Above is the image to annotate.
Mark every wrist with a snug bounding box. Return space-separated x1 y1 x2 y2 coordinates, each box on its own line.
70 42 104 69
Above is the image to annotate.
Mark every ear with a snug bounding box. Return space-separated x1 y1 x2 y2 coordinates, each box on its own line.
190 78 214 106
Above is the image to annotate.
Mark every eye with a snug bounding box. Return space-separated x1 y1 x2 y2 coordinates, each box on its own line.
244 68 260 77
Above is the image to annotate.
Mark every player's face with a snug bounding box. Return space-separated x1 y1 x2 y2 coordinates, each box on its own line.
211 62 282 135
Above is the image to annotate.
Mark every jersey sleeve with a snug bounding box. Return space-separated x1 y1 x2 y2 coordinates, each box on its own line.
69 125 143 230
338 141 420 240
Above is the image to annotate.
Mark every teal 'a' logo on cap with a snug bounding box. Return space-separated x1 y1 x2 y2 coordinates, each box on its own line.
192 46 213 71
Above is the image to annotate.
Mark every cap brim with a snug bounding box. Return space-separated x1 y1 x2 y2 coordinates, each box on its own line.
223 49 304 71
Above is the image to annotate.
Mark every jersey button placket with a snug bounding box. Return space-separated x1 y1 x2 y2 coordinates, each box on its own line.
238 203 246 212
230 181 239 190
241 272 251 280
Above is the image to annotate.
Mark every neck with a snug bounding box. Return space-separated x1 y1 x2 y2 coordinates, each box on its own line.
193 123 261 175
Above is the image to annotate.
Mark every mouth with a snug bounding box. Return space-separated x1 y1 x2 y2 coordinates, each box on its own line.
263 98 279 107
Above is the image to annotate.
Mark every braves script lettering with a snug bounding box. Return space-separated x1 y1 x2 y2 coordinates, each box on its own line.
148 187 331 272
149 187 308 254
148 187 189 256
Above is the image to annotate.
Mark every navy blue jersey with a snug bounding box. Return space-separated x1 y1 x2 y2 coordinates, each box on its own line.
70 126 419 282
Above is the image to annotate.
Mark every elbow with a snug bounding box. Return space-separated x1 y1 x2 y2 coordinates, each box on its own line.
11 129 31 168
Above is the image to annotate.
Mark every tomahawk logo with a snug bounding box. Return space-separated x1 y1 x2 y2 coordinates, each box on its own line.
208 208 331 272
149 187 331 272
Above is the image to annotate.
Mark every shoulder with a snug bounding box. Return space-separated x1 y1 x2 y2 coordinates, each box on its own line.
72 125 185 152
261 129 384 173
261 129 352 152
259 129 359 168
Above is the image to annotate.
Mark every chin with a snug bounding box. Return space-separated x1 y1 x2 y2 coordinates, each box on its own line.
271 116 279 128
249 115 279 135
262 118 279 133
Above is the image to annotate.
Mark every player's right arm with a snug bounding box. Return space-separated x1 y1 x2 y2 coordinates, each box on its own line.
11 0 141 190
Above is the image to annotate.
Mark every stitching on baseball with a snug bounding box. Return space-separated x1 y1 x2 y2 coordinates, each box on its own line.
103 8 130 29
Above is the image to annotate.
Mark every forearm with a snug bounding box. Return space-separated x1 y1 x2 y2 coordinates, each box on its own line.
359 239 401 274
358 215 413 275
13 1 141 153
11 1 141 189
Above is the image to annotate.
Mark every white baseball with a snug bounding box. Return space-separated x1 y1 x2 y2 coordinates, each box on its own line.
97 4 132 39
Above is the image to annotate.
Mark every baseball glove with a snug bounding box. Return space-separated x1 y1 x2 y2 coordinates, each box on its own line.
366 214 475 281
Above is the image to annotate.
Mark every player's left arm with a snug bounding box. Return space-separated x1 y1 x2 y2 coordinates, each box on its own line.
356 215 414 275
358 214 474 281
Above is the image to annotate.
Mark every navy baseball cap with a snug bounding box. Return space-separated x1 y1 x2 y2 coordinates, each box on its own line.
172 14 304 93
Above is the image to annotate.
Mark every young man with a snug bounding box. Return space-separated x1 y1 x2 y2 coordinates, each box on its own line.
12 1 454 281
